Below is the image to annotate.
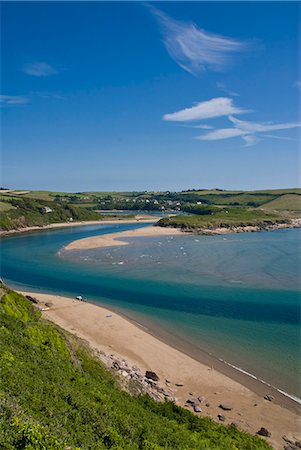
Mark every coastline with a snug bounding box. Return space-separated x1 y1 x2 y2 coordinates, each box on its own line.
157 218 301 236
18 290 301 450
0 216 159 238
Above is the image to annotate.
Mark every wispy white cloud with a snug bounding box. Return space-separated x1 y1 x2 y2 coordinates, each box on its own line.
262 134 295 141
150 5 247 75
216 82 239 97
0 95 29 105
197 115 301 146
196 127 246 141
29 91 64 100
163 97 248 122
228 116 301 133
22 62 58 77
194 124 214 129
242 135 260 147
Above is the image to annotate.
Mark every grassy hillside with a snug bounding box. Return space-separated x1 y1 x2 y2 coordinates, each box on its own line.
0 197 104 231
260 194 301 211
157 206 282 230
1 188 299 231
0 288 270 449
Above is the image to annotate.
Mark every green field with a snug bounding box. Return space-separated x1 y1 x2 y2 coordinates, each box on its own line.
157 206 281 230
0 288 270 450
0 201 16 212
260 194 301 211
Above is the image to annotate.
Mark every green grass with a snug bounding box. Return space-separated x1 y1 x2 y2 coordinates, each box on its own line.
0 288 271 449
0 198 103 231
260 194 301 211
0 201 16 212
157 207 282 230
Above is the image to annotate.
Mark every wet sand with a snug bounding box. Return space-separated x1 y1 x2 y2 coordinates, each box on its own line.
63 225 184 250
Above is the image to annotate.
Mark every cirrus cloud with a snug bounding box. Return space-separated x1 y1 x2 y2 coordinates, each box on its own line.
0 95 29 105
22 62 58 77
163 97 248 122
197 116 301 147
149 5 248 76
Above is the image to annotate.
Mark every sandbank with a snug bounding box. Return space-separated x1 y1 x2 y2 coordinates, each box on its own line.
63 225 183 250
20 290 301 450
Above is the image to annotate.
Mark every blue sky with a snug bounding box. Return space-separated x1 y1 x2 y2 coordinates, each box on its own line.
1 1 300 191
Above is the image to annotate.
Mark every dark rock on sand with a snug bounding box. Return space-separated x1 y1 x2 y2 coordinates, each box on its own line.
186 397 199 405
26 295 39 304
257 427 271 437
145 371 159 381
219 404 232 411
218 414 225 422
264 394 274 402
194 405 202 413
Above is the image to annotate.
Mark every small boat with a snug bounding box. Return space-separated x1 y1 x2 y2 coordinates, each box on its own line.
76 295 83 301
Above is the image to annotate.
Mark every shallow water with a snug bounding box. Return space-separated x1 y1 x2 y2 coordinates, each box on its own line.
1 224 300 398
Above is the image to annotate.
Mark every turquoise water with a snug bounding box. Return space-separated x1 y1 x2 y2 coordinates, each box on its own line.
1 223 300 399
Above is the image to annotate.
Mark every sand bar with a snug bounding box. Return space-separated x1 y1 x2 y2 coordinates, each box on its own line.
64 225 183 250
19 290 301 450
0 216 159 237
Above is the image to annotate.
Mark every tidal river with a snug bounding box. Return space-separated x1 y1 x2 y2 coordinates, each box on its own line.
1 223 300 401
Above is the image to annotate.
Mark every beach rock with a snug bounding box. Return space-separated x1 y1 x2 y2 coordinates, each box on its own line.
264 394 274 402
186 398 199 405
205 403 210 407
26 295 39 304
175 382 184 387
283 436 295 445
219 404 233 411
283 446 298 450
295 441 301 448
257 427 271 437
111 361 120 370
218 414 225 422
145 371 159 382
198 396 206 403
194 405 202 413
45 302 53 307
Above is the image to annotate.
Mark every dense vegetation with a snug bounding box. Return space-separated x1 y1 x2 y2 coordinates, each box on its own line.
157 206 283 230
0 288 271 449
0 197 124 231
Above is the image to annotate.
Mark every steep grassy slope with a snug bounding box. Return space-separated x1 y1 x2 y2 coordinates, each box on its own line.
0 289 271 449
0 198 102 231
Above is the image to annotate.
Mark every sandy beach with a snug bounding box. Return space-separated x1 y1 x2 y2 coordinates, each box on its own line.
0 216 159 237
20 290 301 450
63 224 183 250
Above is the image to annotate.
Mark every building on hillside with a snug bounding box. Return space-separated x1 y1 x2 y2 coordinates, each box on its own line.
41 206 53 214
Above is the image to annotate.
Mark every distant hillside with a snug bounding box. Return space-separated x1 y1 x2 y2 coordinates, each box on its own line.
0 288 270 449
260 194 301 211
1 188 300 232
